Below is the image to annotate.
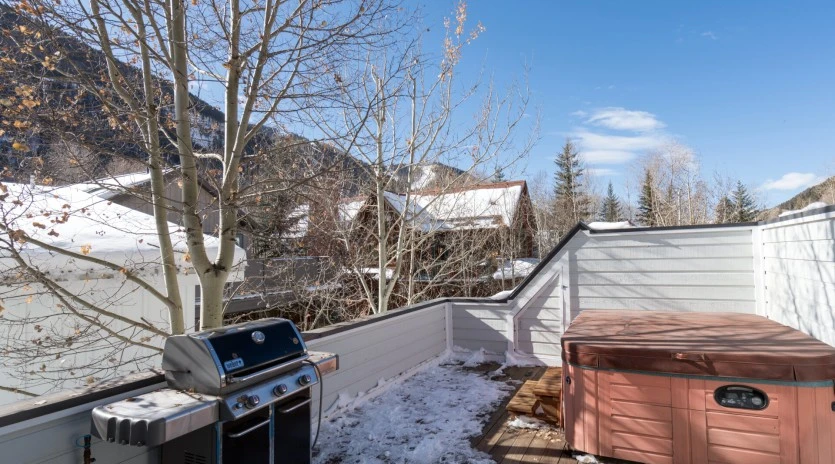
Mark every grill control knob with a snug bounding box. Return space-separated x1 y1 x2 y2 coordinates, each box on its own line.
298 374 312 386
245 395 261 409
273 384 288 396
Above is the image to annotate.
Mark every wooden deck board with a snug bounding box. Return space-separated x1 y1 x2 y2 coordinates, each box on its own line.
466 362 637 464
467 363 573 463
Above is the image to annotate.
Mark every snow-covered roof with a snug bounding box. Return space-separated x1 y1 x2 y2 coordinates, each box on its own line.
337 198 367 224
0 183 245 279
341 181 527 232
282 204 310 239
75 171 159 200
492 258 540 280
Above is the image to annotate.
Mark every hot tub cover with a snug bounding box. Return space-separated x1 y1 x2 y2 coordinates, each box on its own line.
561 311 835 382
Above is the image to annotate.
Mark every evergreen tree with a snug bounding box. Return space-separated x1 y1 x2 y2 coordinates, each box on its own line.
637 169 656 226
492 165 506 182
714 195 733 224
732 180 757 222
599 181 622 222
553 140 589 231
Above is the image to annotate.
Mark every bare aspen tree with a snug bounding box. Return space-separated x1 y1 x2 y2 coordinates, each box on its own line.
312 1 535 314
632 142 711 227
10 0 397 330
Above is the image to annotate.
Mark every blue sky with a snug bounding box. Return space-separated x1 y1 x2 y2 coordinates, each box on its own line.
419 0 835 206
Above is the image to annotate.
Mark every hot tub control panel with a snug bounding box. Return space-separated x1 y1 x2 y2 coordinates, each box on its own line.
714 385 769 410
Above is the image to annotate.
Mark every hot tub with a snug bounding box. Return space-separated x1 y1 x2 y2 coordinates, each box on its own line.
561 311 835 464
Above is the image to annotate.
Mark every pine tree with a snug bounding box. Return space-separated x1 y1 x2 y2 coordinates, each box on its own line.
492 165 506 182
637 169 656 226
732 180 757 222
553 140 589 231
599 181 621 222
714 195 733 224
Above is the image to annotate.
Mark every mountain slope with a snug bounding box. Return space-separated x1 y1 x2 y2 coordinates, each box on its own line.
760 176 835 219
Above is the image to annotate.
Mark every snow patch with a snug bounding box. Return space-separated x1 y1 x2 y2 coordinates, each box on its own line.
462 348 490 367
503 350 545 367
778 201 829 217
507 415 553 430
492 258 540 280
314 363 514 463
586 221 635 230
490 289 515 299
323 354 450 417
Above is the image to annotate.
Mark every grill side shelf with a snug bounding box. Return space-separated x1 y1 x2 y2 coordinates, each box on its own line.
90 389 219 447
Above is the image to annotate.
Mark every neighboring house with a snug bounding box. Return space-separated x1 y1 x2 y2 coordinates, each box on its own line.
76 170 222 234
337 180 538 280
0 182 246 405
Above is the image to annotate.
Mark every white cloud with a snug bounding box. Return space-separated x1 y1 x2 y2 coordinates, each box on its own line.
587 167 620 177
760 172 826 191
571 110 587 118
571 130 668 164
701 31 718 40
585 107 666 132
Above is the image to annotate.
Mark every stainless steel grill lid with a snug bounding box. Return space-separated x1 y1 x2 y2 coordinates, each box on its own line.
161 318 308 396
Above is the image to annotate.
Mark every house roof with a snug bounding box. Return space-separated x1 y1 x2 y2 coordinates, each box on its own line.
339 180 528 232
0 183 245 278
74 171 160 200
75 169 217 200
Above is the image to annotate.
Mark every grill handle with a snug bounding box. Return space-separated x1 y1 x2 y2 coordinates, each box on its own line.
277 398 311 414
228 354 310 385
226 418 270 438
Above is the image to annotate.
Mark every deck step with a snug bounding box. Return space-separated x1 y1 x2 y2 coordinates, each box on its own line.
506 380 541 415
533 367 562 425
532 367 562 397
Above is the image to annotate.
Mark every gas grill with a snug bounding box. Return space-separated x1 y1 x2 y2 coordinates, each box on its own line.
90 318 337 464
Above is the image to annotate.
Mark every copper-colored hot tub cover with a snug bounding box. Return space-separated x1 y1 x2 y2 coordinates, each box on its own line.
561 311 835 382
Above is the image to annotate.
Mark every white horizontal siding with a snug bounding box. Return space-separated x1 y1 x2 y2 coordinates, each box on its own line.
575 257 754 273
761 213 835 346
515 274 563 359
576 271 754 287
573 243 752 260
450 302 509 354
569 230 754 247
571 229 756 315
762 219 835 242
0 383 162 464
509 227 759 364
307 305 447 413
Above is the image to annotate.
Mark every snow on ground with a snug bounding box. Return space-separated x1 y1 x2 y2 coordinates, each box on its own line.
314 361 514 463
507 415 554 430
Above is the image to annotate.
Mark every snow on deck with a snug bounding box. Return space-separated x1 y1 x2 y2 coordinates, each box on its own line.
314 361 514 463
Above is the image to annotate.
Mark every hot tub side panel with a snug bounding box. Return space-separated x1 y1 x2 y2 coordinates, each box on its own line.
564 364 599 456
563 367 835 464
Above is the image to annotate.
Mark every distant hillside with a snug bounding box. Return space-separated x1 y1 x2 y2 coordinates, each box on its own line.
0 4 374 189
760 176 835 219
